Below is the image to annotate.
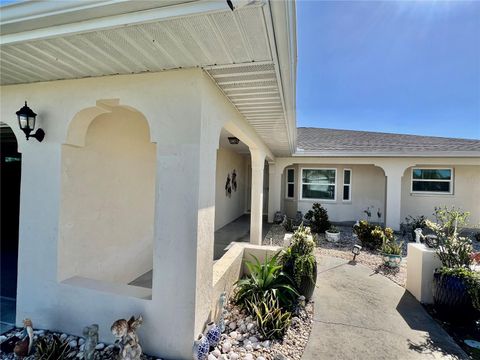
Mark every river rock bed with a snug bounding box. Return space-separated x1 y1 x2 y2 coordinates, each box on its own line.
0 329 161 360
207 299 313 360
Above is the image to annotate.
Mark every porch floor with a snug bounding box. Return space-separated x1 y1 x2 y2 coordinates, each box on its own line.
129 214 271 289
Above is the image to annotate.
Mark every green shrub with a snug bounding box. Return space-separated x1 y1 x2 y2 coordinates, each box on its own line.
35 336 69 360
429 206 470 238
280 224 316 288
353 221 393 250
436 267 480 311
249 293 292 340
234 253 298 314
304 203 331 233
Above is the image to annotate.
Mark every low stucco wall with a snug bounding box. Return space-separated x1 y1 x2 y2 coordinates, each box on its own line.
212 243 282 317
215 147 247 230
284 164 386 222
401 165 480 226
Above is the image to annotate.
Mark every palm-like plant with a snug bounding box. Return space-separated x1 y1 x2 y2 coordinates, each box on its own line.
234 253 298 314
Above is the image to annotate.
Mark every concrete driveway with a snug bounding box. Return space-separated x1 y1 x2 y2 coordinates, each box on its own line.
302 256 468 360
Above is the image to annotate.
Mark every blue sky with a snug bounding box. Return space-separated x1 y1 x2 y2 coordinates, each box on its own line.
296 0 480 139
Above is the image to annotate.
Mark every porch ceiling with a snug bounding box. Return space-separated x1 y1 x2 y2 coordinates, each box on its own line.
0 0 296 156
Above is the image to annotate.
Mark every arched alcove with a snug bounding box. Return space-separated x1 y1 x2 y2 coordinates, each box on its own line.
58 103 156 289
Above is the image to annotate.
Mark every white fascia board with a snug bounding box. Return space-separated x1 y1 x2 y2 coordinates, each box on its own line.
1 1 229 45
293 151 480 158
265 0 297 156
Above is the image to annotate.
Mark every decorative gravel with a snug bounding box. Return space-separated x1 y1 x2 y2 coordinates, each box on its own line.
208 299 313 360
0 329 161 360
264 224 408 288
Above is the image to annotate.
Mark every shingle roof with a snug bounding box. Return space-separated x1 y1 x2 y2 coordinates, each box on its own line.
297 128 480 156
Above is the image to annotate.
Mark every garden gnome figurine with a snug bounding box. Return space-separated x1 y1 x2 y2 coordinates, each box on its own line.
13 319 34 357
83 324 99 360
111 315 143 360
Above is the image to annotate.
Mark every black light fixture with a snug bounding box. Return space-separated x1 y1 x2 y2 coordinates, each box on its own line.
228 136 240 145
16 101 44 142
352 244 362 262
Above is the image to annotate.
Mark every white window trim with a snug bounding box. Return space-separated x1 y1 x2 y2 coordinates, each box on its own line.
300 167 337 202
285 168 295 199
410 167 454 195
342 168 352 202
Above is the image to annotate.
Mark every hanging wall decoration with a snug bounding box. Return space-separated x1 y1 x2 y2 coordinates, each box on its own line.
232 169 237 192
225 173 232 197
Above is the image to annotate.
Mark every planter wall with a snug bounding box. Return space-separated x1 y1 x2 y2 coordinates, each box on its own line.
406 243 442 304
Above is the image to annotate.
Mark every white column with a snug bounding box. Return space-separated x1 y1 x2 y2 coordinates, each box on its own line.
383 166 405 231
250 149 266 244
267 162 282 223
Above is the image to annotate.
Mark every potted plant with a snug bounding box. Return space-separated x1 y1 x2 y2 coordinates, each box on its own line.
380 236 403 268
325 225 340 242
280 224 317 300
427 207 479 322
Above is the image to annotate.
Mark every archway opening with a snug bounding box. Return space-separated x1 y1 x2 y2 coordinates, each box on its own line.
0 122 21 332
58 105 156 296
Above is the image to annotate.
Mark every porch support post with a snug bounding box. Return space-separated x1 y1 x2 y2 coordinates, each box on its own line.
250 149 266 245
267 162 281 223
382 166 406 231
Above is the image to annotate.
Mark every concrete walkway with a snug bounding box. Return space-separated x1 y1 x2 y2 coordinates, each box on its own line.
302 256 468 360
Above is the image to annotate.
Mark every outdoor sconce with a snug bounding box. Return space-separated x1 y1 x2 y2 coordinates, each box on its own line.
228 136 240 145
352 244 362 262
16 101 45 142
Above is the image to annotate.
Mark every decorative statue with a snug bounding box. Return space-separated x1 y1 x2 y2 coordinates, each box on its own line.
14 319 34 357
225 174 232 197
231 169 237 191
414 228 423 243
111 315 143 360
83 324 99 360
217 292 227 333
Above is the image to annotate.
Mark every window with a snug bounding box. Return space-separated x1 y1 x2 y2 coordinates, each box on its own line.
411 168 453 194
286 168 295 198
343 169 351 201
301 168 336 200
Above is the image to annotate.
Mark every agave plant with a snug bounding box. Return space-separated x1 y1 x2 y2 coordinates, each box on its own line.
234 253 298 314
35 335 70 360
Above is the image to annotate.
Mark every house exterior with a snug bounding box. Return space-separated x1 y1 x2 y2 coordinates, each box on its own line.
0 1 478 359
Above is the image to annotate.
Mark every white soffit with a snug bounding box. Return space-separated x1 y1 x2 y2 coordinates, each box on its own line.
0 1 295 155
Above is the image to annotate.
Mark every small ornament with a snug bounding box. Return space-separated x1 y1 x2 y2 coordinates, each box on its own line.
217 292 227 333
192 333 209 360
83 324 99 360
111 315 143 360
205 322 220 348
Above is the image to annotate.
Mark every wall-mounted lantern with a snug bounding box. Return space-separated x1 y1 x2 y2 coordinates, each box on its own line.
16 101 44 142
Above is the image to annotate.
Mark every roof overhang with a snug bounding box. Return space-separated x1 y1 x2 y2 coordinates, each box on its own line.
293 150 480 158
0 0 297 156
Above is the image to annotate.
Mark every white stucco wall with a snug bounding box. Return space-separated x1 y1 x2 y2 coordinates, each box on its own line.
214 147 247 230
401 165 480 226
0 67 273 359
289 164 386 223
59 107 156 284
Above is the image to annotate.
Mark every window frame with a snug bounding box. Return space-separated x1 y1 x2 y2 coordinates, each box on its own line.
410 167 454 195
300 167 337 202
285 168 295 199
342 168 352 202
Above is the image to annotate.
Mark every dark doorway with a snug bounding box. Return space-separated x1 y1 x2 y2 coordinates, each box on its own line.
1 122 21 333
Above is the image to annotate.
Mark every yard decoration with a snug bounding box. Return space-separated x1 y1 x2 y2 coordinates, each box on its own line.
205 322 221 348
192 333 209 360
217 292 227 333
13 318 34 357
111 315 143 360
83 324 99 360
